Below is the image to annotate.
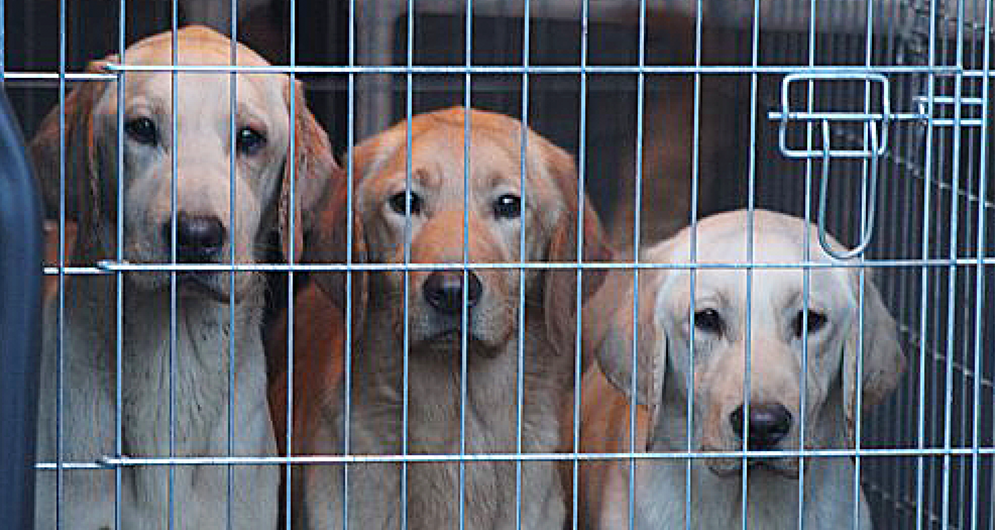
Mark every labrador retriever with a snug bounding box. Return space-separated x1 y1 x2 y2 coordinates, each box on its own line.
298 106 610 529
31 26 333 529
576 209 904 529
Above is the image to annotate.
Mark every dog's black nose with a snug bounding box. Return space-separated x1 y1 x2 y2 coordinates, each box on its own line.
423 271 483 315
166 213 226 262
730 403 792 450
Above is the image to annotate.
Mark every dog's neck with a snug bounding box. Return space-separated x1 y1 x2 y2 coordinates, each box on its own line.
632 455 860 528
52 265 265 449
345 305 568 455
59 269 262 356
636 390 856 528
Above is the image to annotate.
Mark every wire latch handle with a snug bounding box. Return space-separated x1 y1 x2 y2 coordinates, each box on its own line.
773 72 891 159
817 120 880 259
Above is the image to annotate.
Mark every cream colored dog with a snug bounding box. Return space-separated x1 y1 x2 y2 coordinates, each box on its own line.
576 209 904 529
300 107 610 529
31 26 333 529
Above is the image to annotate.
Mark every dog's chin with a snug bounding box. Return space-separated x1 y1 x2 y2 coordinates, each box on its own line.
128 271 234 303
176 273 232 303
704 455 800 479
408 328 506 358
703 457 743 477
742 458 800 479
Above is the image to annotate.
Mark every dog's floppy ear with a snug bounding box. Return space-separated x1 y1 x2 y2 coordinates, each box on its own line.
586 265 669 447
587 267 666 404
540 137 613 357
304 133 392 343
842 271 905 447
280 81 337 263
30 59 112 259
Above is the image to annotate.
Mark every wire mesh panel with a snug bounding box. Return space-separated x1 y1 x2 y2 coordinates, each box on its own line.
4 0 992 529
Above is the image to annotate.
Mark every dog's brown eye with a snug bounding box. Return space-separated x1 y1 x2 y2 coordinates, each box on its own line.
493 194 521 219
389 191 423 216
693 308 723 334
236 127 266 156
793 310 827 338
125 117 158 146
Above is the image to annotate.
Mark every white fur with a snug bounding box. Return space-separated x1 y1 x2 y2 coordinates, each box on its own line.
578 209 904 530
35 280 276 529
28 26 338 529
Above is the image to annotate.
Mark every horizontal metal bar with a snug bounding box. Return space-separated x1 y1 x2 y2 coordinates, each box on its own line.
1 72 118 81
779 148 885 159
90 64 980 76
33 445 995 470
34 462 105 471
926 96 987 105
767 111 922 122
7 66 995 79
42 266 111 276
39 256 995 277
931 118 987 126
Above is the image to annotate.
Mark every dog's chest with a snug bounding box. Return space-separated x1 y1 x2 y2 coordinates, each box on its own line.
341 329 565 528
634 461 855 530
120 300 257 454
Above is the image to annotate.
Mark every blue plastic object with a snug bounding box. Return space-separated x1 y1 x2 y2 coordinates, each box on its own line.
0 86 44 529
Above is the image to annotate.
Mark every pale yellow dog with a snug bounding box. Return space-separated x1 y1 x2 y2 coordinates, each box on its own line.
32 26 333 529
576 209 904 529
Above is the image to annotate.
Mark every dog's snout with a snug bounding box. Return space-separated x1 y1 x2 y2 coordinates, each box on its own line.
166 213 227 262
423 271 483 315
729 403 792 450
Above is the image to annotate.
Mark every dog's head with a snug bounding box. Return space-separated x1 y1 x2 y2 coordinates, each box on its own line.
587 209 904 478
309 107 610 356
30 25 334 301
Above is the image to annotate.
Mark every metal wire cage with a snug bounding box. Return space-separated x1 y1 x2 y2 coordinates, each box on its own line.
5 0 993 528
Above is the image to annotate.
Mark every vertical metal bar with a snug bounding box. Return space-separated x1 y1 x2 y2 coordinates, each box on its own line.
401 0 415 530
396 4 418 529
460 5 474 525
571 1 590 528
515 0 530 527
970 1 991 528
341 0 358 524
916 1 938 529
168 5 179 528
685 0 703 527
115 1 127 527
797 1 820 526
56 0 67 525
854 1 878 527
628 0 647 527
399 2 415 528
283 2 298 526
959 14 979 527
227 2 241 528
741 0 762 526
941 1 967 528
285 0 301 525
285 0 305 525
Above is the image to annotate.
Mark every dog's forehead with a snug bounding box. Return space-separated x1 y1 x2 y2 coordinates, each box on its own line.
125 26 272 67
103 27 288 116
658 211 853 312
367 115 555 196
116 72 287 114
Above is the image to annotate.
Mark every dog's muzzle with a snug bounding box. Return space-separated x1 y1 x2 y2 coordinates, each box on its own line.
422 270 483 316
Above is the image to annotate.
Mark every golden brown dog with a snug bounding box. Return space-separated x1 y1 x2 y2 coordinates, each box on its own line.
31 26 334 529
295 106 610 529
575 209 904 529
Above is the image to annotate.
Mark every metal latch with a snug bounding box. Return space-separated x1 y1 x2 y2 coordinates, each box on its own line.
768 72 890 259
